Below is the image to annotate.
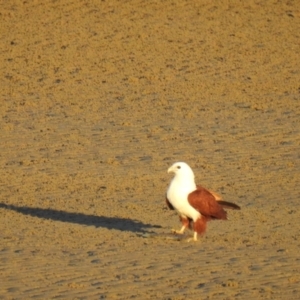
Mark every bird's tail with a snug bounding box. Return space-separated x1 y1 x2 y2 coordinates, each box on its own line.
218 201 241 210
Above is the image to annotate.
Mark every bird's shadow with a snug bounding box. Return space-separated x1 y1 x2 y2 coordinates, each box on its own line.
0 202 161 234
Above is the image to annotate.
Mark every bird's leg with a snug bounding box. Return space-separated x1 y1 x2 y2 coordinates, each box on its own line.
193 231 198 241
172 225 186 235
186 217 206 242
172 216 190 234
187 231 198 242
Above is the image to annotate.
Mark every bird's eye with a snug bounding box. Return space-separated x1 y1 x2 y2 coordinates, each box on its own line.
177 166 181 169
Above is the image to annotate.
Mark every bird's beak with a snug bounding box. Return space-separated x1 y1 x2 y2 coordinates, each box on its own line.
167 166 173 174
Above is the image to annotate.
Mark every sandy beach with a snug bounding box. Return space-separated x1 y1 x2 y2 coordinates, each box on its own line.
1 0 300 299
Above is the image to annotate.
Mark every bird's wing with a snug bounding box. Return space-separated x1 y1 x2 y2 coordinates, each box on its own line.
197 185 223 200
217 201 241 210
197 185 240 210
165 197 175 210
208 189 223 201
188 186 227 220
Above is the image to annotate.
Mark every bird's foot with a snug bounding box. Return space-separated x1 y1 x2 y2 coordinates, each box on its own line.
171 225 186 235
186 237 198 242
171 229 185 235
186 232 198 242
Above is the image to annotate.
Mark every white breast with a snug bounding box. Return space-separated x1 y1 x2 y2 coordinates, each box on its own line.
167 177 200 221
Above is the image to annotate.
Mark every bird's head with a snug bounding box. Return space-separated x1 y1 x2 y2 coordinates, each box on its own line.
167 162 195 179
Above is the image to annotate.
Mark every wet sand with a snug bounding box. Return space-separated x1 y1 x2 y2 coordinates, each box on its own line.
1 0 300 299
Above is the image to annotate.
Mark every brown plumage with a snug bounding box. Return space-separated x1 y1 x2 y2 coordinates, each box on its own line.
166 162 240 241
188 186 228 220
166 186 240 237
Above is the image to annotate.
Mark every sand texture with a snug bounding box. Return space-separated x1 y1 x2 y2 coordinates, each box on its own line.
1 0 300 299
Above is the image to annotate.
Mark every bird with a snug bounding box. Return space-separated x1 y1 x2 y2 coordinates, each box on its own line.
166 162 240 242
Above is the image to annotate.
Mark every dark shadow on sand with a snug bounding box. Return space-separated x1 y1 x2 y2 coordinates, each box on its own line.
0 202 161 234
